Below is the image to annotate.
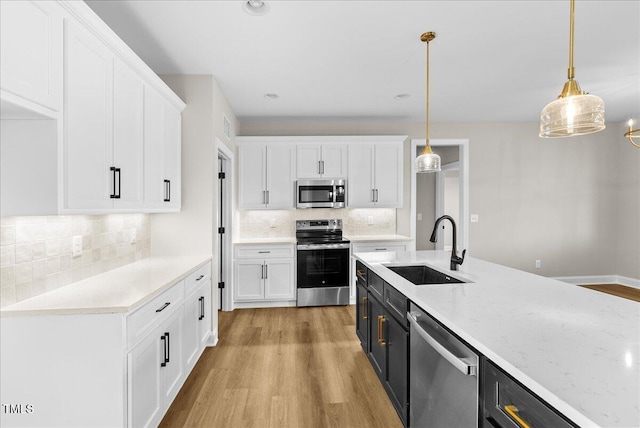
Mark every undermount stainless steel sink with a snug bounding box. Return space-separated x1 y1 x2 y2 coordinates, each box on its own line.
385 265 466 285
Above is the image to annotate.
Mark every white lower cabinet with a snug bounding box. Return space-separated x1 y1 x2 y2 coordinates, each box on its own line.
0 260 212 428
234 245 296 307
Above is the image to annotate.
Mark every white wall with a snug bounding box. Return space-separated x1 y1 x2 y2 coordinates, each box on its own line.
240 120 638 279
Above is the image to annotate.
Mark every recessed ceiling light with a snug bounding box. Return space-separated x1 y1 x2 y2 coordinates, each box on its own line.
243 0 270 16
264 93 279 100
394 93 411 100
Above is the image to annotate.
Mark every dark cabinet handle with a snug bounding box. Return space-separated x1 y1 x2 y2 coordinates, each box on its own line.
110 167 122 199
199 296 205 320
160 334 167 367
165 332 170 364
164 179 171 202
155 302 170 312
196 274 204 281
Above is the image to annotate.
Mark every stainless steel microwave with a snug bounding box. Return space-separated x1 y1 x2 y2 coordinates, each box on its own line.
296 179 346 208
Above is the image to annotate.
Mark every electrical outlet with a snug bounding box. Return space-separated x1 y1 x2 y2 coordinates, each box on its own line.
72 236 82 257
417 213 423 221
130 229 137 244
471 214 479 223
535 260 541 269
270 218 276 228
367 216 374 225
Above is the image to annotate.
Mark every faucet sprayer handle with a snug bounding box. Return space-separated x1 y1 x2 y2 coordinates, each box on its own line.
460 249 466 263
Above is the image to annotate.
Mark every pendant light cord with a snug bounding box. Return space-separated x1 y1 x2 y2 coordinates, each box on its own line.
568 0 575 80
421 32 435 155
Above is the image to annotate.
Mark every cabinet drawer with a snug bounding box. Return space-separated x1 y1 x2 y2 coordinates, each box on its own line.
368 271 384 301
127 281 184 349
353 242 408 253
235 245 295 259
184 261 211 297
483 360 576 428
383 284 408 328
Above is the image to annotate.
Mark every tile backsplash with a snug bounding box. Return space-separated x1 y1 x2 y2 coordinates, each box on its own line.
237 208 397 239
0 214 150 308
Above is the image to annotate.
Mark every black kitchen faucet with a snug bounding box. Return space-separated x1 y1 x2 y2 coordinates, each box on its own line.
429 215 466 271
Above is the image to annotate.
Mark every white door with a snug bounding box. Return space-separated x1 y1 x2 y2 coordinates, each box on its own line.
143 86 166 209
374 143 403 207
128 328 162 428
113 59 143 210
0 0 62 111
347 144 375 207
266 145 295 209
234 261 265 301
296 145 322 179
321 144 347 178
63 20 113 210
163 103 181 210
264 259 295 300
198 281 212 347
238 145 266 209
160 309 184 407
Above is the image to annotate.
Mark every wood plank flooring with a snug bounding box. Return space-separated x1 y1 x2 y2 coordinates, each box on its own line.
160 306 403 428
579 284 640 302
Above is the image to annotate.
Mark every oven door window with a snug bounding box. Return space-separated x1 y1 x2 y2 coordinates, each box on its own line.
297 248 349 288
298 185 334 203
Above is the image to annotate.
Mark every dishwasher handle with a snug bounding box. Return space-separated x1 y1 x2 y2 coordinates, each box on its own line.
407 312 477 376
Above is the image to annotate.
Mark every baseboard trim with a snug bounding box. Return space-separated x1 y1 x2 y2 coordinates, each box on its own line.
553 275 640 290
233 300 297 309
206 328 218 347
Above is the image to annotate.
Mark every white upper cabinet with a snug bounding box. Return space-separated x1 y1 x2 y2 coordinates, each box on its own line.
0 0 62 115
348 137 405 208
144 86 182 211
238 139 295 210
1 1 185 215
296 143 347 179
113 59 144 210
63 20 114 211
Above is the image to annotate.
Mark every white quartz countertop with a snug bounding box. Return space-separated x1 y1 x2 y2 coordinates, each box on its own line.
354 250 640 428
346 234 412 243
234 238 297 245
0 255 212 317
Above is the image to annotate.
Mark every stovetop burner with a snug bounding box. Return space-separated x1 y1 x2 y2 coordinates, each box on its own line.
296 219 349 244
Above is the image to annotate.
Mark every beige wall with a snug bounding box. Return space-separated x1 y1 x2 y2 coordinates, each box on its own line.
240 120 638 279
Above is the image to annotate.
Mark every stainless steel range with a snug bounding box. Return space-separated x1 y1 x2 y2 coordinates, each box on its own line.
296 219 350 307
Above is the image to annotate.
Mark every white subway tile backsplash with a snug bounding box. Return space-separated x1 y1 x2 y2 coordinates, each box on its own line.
0 214 150 307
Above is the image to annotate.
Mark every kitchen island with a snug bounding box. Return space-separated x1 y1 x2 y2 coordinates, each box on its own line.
354 250 639 428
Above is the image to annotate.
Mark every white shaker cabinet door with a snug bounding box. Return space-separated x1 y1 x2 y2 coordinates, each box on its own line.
128 327 163 428
159 309 184 408
63 20 114 210
266 145 295 209
163 103 182 210
296 145 322 179
264 259 295 300
234 260 265 301
320 144 347 178
113 59 144 210
374 143 403 207
347 144 375 207
183 280 211 372
238 145 266 209
0 0 62 111
143 86 166 209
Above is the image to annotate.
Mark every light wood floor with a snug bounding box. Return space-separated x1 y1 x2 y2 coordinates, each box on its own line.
580 284 640 302
160 306 403 428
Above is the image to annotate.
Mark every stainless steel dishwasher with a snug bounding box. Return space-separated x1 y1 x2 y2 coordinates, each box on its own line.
407 302 479 427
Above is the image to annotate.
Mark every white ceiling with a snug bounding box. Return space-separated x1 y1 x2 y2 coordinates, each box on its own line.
86 0 640 123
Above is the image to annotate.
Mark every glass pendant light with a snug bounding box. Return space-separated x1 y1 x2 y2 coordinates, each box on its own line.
416 32 441 173
540 0 605 138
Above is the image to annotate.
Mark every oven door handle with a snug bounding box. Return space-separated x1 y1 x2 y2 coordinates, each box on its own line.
297 244 351 250
407 312 477 376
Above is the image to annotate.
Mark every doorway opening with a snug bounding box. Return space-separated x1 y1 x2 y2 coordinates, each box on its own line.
217 139 233 311
411 139 469 253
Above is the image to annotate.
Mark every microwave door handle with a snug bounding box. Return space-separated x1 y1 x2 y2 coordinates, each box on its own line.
407 312 477 376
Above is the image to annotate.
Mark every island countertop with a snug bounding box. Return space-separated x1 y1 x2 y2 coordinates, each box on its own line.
0 255 212 317
354 250 640 428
